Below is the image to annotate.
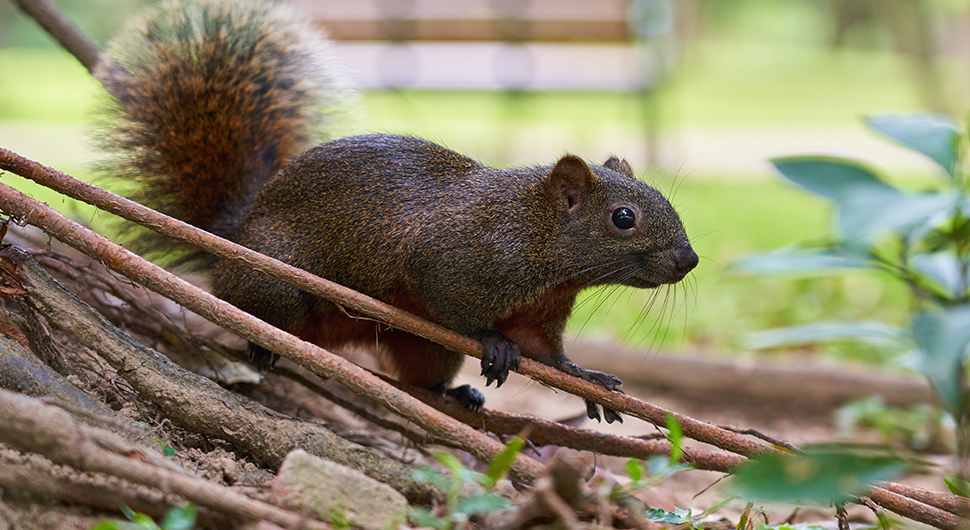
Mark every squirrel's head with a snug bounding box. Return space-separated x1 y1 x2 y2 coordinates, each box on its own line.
544 155 698 289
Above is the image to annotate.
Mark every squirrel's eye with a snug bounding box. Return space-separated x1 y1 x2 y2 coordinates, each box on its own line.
611 207 636 230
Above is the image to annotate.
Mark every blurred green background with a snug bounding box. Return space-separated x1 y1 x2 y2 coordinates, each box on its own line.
1 0 969 366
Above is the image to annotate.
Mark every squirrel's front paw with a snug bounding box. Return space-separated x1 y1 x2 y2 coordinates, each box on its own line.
470 330 521 388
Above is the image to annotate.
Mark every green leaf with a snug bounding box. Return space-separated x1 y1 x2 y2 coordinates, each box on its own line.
484 436 525 488
906 208 952 248
646 454 689 479
408 507 449 530
128 515 159 530
159 504 197 530
90 523 126 530
155 440 176 457
865 114 960 177
837 191 958 243
771 156 958 241
772 156 898 205
645 506 691 524
910 252 966 299
944 476 970 497
412 467 450 490
455 493 510 516
730 445 906 504
666 413 683 465
744 321 910 350
911 306 970 415
727 247 872 276
118 505 159 530
625 458 644 482
433 452 464 475
91 523 148 530
121 505 137 521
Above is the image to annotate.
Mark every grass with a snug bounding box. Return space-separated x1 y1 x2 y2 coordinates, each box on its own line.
0 40 954 363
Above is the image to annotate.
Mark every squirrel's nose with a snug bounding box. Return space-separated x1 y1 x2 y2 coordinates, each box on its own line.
675 243 699 276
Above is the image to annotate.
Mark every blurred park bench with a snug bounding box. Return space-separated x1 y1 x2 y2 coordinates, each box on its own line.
293 0 671 156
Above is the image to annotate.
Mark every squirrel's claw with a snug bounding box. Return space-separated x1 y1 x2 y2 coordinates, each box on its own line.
584 400 623 424
445 384 486 411
432 382 486 411
473 330 521 388
602 406 623 424
562 360 622 391
564 360 624 423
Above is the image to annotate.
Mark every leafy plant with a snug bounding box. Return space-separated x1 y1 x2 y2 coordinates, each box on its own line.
835 396 949 452
729 113 970 504
610 414 690 502
944 476 970 497
409 437 523 529
91 503 197 530
731 113 970 431
156 439 176 457
645 505 694 526
730 444 908 504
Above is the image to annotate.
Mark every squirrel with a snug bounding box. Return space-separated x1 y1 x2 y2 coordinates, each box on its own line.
93 0 698 423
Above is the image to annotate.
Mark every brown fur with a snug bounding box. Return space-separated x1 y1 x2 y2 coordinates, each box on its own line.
94 0 698 415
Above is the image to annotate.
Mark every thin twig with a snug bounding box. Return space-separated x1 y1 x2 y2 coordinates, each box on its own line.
719 426 802 453
877 481 969 518
376 372 748 474
9 0 102 73
867 486 964 530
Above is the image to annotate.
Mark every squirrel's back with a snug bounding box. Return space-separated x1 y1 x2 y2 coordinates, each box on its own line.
94 0 354 264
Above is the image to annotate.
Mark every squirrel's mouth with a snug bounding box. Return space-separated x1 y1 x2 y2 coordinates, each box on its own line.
621 277 661 289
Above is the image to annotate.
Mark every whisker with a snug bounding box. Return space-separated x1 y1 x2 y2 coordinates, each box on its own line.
699 255 721 268
534 261 644 325
683 231 718 248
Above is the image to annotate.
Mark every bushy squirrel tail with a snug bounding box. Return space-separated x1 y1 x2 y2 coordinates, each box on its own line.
93 0 355 267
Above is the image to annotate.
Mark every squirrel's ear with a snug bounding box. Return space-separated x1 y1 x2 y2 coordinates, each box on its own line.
548 155 595 212
603 156 634 177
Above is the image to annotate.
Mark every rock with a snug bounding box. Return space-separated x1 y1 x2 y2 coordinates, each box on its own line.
272 449 408 530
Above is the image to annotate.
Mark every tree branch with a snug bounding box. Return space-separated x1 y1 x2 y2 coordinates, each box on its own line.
8 0 102 73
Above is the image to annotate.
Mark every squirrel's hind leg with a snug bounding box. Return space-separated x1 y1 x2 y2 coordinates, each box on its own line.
378 331 484 410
